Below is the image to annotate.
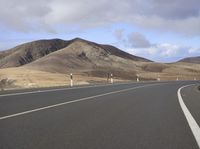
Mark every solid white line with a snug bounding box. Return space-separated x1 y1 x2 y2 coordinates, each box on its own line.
0 82 135 97
0 84 115 97
177 84 200 148
0 84 158 120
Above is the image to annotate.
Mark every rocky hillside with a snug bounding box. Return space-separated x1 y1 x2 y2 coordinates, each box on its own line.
0 38 150 69
0 39 70 68
21 38 151 79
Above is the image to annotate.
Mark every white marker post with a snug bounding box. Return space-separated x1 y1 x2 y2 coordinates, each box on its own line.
136 74 139 82
176 77 179 81
70 73 73 87
110 73 113 84
157 74 160 81
194 77 196 81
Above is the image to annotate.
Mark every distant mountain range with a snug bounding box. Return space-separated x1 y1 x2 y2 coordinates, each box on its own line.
179 56 200 64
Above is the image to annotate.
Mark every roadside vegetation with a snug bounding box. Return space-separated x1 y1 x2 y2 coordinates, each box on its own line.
0 78 15 91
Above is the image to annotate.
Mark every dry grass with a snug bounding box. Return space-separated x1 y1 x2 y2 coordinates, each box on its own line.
0 67 126 89
139 62 200 81
0 61 200 90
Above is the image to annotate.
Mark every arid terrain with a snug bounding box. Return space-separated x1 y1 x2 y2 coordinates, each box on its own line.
0 38 200 89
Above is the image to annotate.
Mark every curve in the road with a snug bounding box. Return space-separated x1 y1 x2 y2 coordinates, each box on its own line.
178 84 200 148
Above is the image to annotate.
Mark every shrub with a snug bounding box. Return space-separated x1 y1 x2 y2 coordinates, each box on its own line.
0 78 15 91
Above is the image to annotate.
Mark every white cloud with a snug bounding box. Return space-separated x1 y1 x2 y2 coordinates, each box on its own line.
113 31 199 62
157 44 181 57
0 0 200 36
188 47 200 54
126 43 199 62
131 15 200 36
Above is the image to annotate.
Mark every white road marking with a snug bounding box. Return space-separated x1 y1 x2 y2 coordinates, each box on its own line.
0 84 158 120
177 84 200 148
0 82 135 97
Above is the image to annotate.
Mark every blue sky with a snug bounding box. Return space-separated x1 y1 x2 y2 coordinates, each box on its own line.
0 0 200 62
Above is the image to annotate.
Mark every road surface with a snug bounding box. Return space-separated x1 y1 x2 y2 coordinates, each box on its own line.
0 81 200 149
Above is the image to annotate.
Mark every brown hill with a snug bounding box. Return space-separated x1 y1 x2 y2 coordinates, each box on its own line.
0 38 150 70
71 38 150 62
179 56 200 64
23 38 152 79
0 39 70 68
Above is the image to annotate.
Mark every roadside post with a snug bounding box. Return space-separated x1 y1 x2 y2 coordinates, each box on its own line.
157 74 160 81
136 74 139 82
70 73 73 87
110 73 113 84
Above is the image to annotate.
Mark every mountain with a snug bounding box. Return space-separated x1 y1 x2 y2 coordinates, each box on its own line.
0 38 150 70
0 39 70 68
0 38 154 80
0 38 151 75
0 38 200 88
20 38 151 79
179 56 200 64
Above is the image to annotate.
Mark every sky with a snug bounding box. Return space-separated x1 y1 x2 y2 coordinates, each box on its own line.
0 0 200 62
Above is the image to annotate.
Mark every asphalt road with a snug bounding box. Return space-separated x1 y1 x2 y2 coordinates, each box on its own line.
0 81 199 149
